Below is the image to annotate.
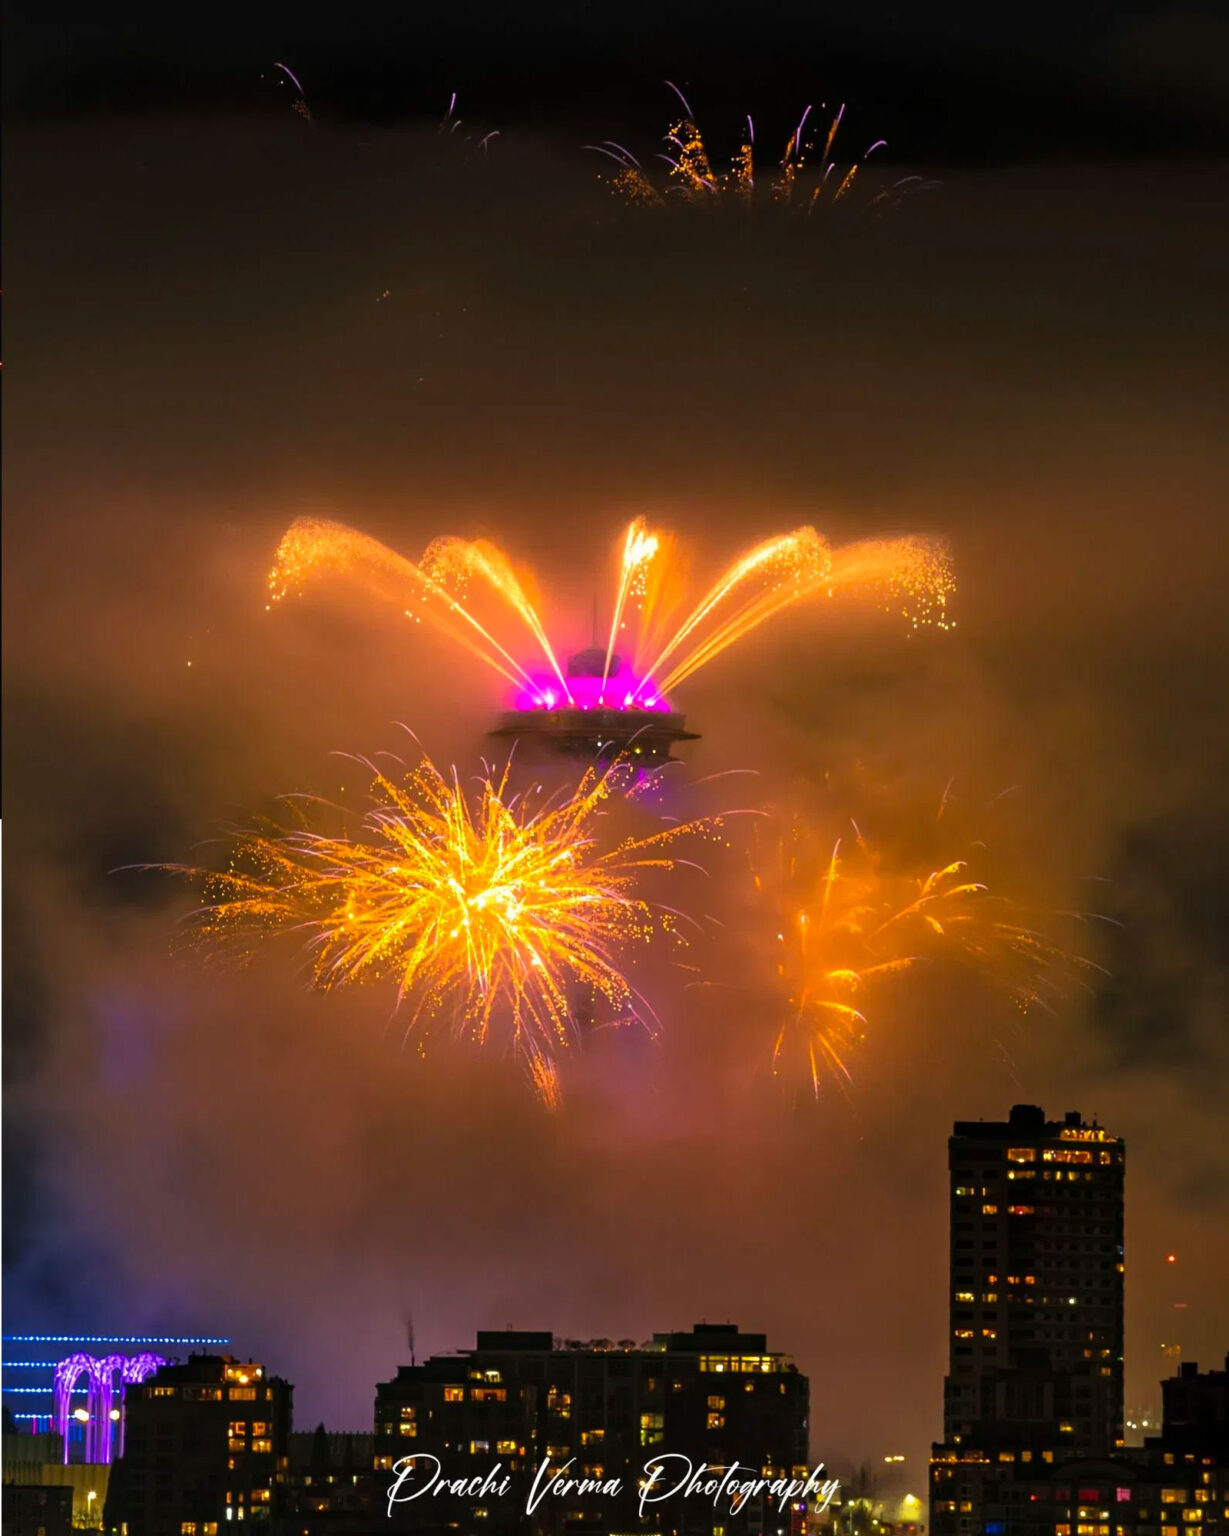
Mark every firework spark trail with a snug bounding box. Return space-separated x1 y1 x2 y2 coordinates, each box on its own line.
421 536 571 695
825 536 957 630
173 754 722 1104
641 527 832 695
602 518 661 687
760 816 1100 1095
268 518 545 692
269 517 954 705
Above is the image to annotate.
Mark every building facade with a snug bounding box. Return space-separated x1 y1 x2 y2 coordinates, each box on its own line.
103 1355 291 1536
942 1104 1126 1459
374 1322 810 1534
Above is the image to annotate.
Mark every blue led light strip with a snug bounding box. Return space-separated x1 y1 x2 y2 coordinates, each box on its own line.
3 1336 230 1344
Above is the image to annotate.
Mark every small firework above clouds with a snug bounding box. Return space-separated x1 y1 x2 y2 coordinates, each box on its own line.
589 82 939 214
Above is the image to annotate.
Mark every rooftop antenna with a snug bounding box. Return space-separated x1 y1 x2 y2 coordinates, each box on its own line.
404 1308 417 1367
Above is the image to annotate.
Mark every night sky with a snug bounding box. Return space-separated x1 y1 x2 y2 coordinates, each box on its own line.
4 0 1228 1490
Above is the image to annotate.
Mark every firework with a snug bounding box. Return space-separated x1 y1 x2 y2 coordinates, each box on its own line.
759 810 1100 1095
268 515 953 714
174 753 720 1104
589 85 925 213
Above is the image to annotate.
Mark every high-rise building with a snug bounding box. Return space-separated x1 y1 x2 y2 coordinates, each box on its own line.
375 1322 810 1534
931 1104 1127 1536
102 1355 291 1536
943 1104 1125 1457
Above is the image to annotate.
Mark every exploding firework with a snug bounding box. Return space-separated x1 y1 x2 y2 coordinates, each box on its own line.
172 752 721 1105
758 806 1102 1095
589 83 932 213
268 515 953 721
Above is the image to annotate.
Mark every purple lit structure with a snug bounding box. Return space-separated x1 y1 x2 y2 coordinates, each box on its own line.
492 649 698 763
53 1351 167 1464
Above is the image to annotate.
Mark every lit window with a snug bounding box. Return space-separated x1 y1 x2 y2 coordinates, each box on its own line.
639 1413 664 1447
707 1396 725 1410
229 1388 257 1402
399 1423 417 1437
443 1387 465 1403
707 1412 725 1429
496 1440 517 1456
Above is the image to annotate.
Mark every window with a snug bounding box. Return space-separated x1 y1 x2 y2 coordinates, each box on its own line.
399 1423 417 1437
1007 1148 1036 1163
229 1388 257 1401
443 1386 465 1403
469 1440 490 1455
707 1396 725 1410
182 1525 198 1535
224 1365 263 1384
707 1412 725 1429
496 1440 517 1456
640 1413 664 1447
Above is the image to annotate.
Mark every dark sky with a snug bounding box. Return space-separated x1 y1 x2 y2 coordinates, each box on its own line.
4 1 1229 1497
6 0 1229 160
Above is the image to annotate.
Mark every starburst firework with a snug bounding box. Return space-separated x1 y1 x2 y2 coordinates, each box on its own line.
175 754 720 1104
761 812 1101 1094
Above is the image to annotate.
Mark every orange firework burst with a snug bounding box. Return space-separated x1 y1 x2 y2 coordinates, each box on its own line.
268 515 953 706
760 811 1101 1094
173 753 720 1105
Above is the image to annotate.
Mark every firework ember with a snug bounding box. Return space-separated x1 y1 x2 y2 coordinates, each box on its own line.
760 813 1100 1095
268 515 953 714
173 753 721 1105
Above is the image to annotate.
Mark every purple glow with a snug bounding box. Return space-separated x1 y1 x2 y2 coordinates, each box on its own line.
512 672 672 713
54 1350 167 1464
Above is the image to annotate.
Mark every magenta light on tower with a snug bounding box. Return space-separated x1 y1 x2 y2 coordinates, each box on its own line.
493 648 698 763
